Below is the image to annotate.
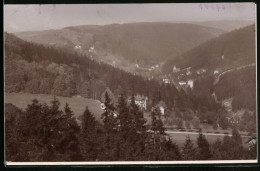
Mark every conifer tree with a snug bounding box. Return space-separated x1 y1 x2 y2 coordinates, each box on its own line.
196 132 212 160
81 106 100 160
117 93 132 136
147 106 165 160
102 92 117 132
128 94 148 160
160 138 181 160
101 92 119 160
151 107 165 137
211 138 223 160
58 103 82 161
232 127 242 145
182 136 196 160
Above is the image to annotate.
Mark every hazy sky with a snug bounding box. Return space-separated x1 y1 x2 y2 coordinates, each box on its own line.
4 3 256 32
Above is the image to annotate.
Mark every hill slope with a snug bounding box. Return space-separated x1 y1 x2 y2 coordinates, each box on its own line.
5 33 195 112
163 24 256 73
14 22 225 68
193 20 254 32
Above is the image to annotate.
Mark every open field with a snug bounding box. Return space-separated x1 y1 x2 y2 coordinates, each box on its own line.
167 131 251 147
5 92 104 121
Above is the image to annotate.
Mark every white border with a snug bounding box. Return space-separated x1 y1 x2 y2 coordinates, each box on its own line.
5 160 258 165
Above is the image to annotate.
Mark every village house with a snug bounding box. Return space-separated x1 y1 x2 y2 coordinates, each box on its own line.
196 68 207 75
88 45 95 53
173 65 181 73
187 79 194 88
163 78 170 84
177 73 185 80
156 101 167 115
74 45 82 49
186 70 191 76
150 101 167 115
178 81 186 86
214 69 220 75
129 94 148 110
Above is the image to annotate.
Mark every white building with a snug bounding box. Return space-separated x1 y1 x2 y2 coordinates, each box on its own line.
187 80 194 88
88 45 95 53
163 78 170 84
196 68 207 75
131 95 148 110
154 101 167 115
214 70 220 75
179 81 186 86
173 65 181 73
159 106 165 115
186 70 191 75
74 45 82 49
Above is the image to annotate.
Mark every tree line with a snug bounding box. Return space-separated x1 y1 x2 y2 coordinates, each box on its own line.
5 94 256 162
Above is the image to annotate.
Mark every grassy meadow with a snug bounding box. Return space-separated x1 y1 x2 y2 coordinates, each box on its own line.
5 92 104 121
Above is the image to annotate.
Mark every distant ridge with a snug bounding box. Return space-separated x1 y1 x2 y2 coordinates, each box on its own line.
14 22 225 68
192 20 254 32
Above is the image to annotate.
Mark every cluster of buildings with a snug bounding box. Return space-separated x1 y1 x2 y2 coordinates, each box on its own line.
164 65 224 90
99 88 166 116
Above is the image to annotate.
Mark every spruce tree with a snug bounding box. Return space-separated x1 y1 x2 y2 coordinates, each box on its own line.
102 92 117 132
196 132 212 160
58 103 82 161
159 138 181 160
101 92 119 160
232 127 242 145
211 138 223 160
128 94 148 160
81 106 100 161
182 136 196 160
117 93 132 136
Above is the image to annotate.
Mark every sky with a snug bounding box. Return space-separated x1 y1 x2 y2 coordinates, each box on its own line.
4 3 256 33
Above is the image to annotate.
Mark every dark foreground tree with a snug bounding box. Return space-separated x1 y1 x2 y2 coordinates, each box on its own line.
5 98 83 161
100 92 120 161
182 136 196 160
57 103 82 161
80 106 102 160
196 132 212 160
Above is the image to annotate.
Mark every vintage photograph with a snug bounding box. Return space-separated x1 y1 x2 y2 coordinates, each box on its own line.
4 3 257 165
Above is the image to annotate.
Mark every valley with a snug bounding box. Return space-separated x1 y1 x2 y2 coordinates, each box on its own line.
14 22 227 76
4 16 257 161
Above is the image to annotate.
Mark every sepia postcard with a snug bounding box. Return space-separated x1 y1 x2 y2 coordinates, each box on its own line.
3 2 257 165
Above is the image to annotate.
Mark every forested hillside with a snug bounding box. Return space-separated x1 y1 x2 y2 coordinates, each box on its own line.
215 66 256 111
15 22 225 66
5 33 193 112
163 24 256 73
